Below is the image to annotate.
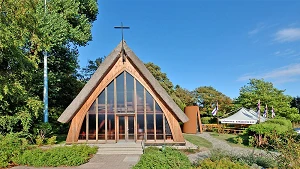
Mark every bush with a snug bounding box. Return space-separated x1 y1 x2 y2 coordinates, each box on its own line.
14 145 97 167
201 117 212 124
265 119 292 129
0 133 28 168
46 136 57 145
208 149 278 168
35 135 44 146
133 147 191 169
196 158 250 169
247 123 289 136
233 137 243 145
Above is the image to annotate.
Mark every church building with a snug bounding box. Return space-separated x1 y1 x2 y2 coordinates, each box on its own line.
58 41 189 145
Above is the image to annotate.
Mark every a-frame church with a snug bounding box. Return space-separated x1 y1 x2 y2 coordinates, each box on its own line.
58 40 189 145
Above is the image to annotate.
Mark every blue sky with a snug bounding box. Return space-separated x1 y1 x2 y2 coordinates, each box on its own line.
78 0 300 99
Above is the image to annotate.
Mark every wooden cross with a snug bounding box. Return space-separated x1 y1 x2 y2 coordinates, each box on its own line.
114 22 130 62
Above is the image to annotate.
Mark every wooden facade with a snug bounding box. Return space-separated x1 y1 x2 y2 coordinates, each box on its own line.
59 41 188 145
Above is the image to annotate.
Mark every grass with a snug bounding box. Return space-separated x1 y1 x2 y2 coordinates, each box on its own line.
183 134 212 149
210 133 249 148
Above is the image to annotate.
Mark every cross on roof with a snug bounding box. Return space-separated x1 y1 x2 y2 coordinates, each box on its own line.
114 22 130 62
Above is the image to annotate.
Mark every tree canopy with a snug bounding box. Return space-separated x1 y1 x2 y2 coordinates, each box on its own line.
0 0 98 134
235 79 299 122
193 86 233 117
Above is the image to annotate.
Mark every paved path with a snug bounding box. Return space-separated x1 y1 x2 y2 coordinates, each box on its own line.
188 132 272 163
12 154 140 169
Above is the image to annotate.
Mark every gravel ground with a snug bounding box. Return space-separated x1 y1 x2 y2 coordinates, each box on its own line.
187 132 276 163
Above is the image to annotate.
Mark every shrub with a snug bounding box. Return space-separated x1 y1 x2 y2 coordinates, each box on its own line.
201 117 212 124
196 158 250 169
265 119 292 129
0 133 28 168
14 145 97 167
46 136 57 145
233 136 243 145
208 149 278 168
133 147 191 169
35 135 44 146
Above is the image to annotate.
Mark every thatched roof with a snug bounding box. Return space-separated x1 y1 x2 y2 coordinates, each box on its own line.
58 40 189 123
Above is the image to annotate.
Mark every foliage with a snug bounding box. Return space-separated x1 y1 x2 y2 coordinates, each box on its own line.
247 122 290 136
14 145 97 167
235 79 299 122
46 136 57 145
0 133 28 168
265 118 293 129
133 147 191 169
201 117 213 124
193 86 233 117
195 158 250 169
268 131 300 168
80 56 106 82
232 136 243 145
145 62 187 110
291 96 300 113
0 0 98 135
174 85 196 106
183 134 213 149
207 149 278 168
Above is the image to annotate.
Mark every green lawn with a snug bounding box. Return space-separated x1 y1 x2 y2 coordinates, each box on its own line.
183 134 212 149
210 133 249 148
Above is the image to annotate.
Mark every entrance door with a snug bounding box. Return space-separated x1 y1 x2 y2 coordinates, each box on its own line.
118 116 134 141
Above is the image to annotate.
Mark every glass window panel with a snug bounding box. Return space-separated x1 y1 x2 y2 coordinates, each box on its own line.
79 117 86 140
116 72 125 113
126 72 134 113
137 114 144 140
119 116 125 139
136 80 144 114
98 91 105 114
156 114 164 140
155 102 163 114
88 101 96 140
128 116 134 140
165 116 173 140
107 81 114 114
107 114 115 140
147 114 154 140
146 91 154 112
98 91 105 140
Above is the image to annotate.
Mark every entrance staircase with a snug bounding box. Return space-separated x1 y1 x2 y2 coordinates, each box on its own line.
96 142 143 155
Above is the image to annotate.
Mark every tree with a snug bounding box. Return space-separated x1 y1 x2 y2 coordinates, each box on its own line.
291 96 300 113
235 79 299 122
174 85 195 107
145 62 186 110
193 86 233 117
80 56 106 82
0 0 98 134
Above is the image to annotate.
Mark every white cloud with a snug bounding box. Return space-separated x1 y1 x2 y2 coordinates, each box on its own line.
273 49 300 58
238 63 300 83
248 24 265 36
274 28 300 42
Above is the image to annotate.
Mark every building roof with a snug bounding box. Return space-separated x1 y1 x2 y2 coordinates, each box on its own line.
58 40 189 123
219 107 266 124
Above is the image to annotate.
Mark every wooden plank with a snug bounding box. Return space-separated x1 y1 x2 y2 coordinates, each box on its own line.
96 98 98 141
105 88 107 142
153 98 156 141
134 78 137 141
144 88 147 141
114 78 117 142
197 109 203 133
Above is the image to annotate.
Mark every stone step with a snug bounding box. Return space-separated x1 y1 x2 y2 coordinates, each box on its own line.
97 144 142 148
96 150 143 155
96 142 143 155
